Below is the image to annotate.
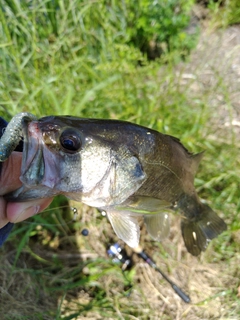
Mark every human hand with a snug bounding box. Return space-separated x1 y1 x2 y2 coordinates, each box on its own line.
0 152 53 228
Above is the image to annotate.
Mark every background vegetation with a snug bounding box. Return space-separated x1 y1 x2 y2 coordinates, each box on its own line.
0 0 239 319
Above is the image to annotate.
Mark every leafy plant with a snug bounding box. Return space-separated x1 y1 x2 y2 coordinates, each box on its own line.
125 0 198 59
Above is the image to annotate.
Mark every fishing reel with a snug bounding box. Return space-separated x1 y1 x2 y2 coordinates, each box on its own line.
107 242 132 271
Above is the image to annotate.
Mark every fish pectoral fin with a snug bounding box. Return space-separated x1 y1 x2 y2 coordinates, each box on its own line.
106 209 140 248
123 195 171 212
144 212 170 241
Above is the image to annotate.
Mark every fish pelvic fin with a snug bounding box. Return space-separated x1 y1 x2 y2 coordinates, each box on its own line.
144 212 170 241
181 203 227 256
106 209 140 248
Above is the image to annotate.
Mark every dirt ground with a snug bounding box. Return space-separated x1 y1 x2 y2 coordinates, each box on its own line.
181 23 240 136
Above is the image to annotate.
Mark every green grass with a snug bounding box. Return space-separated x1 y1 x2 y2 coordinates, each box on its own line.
0 1 240 319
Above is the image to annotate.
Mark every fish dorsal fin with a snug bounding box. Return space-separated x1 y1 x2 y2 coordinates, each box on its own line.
144 212 170 241
168 135 205 175
191 151 205 175
167 135 192 155
106 209 140 248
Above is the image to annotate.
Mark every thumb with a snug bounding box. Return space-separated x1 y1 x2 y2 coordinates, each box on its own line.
0 152 22 195
6 198 53 223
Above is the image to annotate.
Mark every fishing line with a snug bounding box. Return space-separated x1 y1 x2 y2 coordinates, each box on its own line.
21 206 80 227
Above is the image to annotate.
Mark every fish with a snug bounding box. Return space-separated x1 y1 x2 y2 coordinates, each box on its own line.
1 113 227 256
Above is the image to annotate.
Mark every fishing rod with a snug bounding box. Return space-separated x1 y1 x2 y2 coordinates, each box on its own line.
107 242 191 303
133 245 191 303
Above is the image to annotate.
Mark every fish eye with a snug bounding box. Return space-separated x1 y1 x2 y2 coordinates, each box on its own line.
60 129 81 153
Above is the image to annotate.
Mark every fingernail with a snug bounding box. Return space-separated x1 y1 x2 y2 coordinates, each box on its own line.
14 205 40 223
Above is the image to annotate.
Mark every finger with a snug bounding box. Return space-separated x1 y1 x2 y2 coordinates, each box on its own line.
6 198 53 223
0 152 22 195
0 197 9 228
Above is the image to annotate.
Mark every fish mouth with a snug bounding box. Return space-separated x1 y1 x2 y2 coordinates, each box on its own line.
20 119 66 191
20 119 45 186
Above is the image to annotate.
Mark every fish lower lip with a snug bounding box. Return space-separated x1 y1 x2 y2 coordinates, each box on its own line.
21 121 45 185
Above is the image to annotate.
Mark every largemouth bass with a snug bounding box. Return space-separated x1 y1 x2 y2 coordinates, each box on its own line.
0 113 227 256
